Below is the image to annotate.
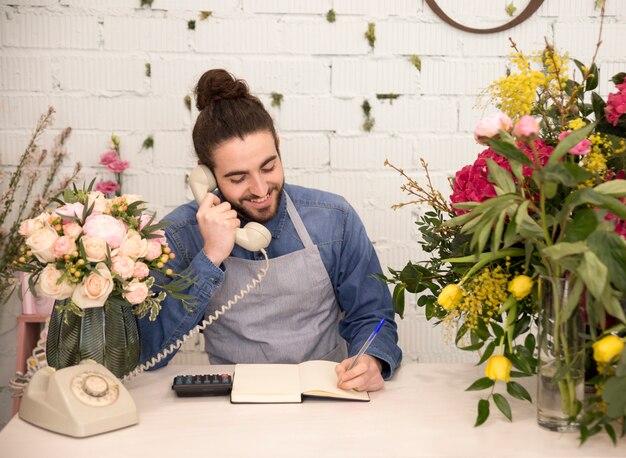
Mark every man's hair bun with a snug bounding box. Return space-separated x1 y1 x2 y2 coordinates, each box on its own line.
195 69 250 110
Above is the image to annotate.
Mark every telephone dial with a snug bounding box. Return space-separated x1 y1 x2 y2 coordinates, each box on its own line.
18 165 273 438
189 164 271 252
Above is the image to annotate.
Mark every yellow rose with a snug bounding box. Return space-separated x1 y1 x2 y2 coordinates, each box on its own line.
485 355 512 382
592 335 624 365
437 284 463 311
508 275 533 300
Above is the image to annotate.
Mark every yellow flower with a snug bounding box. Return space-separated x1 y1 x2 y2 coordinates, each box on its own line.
508 275 533 300
437 284 463 311
592 335 624 365
485 355 512 382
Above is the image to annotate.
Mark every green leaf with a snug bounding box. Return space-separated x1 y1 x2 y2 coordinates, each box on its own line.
591 92 606 120
542 241 588 261
561 276 584 324
548 122 596 165
492 393 512 421
605 423 617 445
524 333 536 354
515 201 544 240
399 263 423 293
486 138 533 166
602 375 626 419
564 208 599 242
486 158 516 194
477 341 497 365
506 380 532 402
466 377 495 391
594 179 626 197
475 399 490 427
392 284 405 319
459 342 484 351
587 231 626 291
586 63 599 91
577 250 608 298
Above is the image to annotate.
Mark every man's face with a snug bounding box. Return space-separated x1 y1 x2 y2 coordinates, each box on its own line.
212 130 284 223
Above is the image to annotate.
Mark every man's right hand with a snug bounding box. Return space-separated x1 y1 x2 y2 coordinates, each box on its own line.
196 193 240 266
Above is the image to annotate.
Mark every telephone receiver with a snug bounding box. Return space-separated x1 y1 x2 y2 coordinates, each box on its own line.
19 360 138 437
189 165 271 252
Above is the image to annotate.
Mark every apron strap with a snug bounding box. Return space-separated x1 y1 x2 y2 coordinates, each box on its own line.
284 192 314 248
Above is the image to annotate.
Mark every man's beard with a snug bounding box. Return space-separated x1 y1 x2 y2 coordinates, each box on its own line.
228 182 284 223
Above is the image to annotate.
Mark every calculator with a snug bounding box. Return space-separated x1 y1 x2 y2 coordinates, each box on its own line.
171 373 233 397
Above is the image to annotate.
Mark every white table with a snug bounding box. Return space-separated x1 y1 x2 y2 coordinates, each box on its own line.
0 363 622 458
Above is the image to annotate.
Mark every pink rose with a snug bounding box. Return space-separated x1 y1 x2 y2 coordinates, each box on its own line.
108 160 129 173
83 214 127 249
133 261 150 279
123 280 149 305
139 214 153 230
63 221 82 239
558 130 592 155
474 112 513 145
512 115 540 139
53 235 76 258
99 150 118 165
95 180 119 195
53 202 85 221
111 255 135 279
144 240 163 261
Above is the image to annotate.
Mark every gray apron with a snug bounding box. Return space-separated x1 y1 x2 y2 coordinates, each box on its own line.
204 193 348 364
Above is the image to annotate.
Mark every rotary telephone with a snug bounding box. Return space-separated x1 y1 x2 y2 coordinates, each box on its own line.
18 165 273 438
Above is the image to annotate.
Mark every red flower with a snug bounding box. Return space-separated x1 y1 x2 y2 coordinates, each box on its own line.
450 139 554 214
605 81 626 127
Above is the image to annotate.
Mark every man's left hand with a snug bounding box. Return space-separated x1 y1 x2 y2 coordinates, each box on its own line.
335 354 384 392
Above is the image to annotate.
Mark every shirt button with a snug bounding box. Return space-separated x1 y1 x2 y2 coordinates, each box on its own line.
211 278 219 285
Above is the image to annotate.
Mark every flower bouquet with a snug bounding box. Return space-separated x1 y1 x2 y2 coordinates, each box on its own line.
383 40 626 443
13 182 195 378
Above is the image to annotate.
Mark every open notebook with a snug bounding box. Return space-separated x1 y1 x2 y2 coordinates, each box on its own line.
230 360 370 403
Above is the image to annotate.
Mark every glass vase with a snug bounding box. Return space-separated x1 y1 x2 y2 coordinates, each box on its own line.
536 276 585 432
46 299 141 378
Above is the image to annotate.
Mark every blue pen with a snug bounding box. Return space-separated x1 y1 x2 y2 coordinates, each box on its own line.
347 318 386 370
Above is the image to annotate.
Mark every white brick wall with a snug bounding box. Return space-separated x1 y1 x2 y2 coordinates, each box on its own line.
1 0 625 428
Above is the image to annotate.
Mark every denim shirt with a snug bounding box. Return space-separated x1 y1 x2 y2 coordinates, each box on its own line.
138 183 402 379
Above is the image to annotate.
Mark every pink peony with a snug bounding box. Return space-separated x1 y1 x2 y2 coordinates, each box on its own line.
558 130 592 155
474 112 513 145
53 202 85 221
107 159 129 173
450 139 554 214
513 115 540 139
99 150 118 166
95 180 119 195
605 81 626 127
83 214 127 249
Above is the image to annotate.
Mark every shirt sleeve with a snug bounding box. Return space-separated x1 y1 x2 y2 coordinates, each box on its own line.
137 224 225 370
335 205 403 379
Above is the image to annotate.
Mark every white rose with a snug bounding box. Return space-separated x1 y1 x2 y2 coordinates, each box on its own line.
118 230 148 260
111 255 135 279
26 226 60 263
86 191 108 213
82 236 108 262
18 217 45 237
124 194 145 209
71 263 114 309
37 264 75 299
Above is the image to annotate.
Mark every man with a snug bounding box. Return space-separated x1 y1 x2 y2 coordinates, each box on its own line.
139 69 402 391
